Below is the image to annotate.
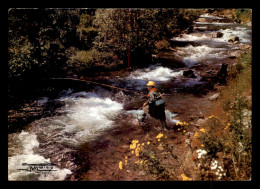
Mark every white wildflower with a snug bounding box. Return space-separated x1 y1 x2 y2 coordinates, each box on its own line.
196 149 207 159
210 160 218 170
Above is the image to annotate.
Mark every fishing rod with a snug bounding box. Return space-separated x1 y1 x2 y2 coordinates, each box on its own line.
47 77 147 97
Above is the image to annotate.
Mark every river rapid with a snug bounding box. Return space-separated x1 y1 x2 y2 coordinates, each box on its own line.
8 13 251 181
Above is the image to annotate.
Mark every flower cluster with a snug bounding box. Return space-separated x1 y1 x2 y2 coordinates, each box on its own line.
196 149 207 159
130 140 144 157
181 173 192 181
118 133 168 170
199 128 206 133
176 121 189 133
194 128 206 139
176 121 189 126
156 133 164 141
224 123 231 130
210 159 226 180
208 115 218 119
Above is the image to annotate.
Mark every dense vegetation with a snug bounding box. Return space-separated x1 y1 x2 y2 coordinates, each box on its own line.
8 8 202 81
8 8 203 107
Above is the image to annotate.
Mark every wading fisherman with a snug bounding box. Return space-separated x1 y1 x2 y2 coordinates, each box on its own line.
139 81 168 130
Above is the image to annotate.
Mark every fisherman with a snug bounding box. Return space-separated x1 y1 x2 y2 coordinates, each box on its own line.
139 81 168 130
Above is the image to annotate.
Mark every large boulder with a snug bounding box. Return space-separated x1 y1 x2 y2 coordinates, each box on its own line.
183 69 196 78
216 32 224 38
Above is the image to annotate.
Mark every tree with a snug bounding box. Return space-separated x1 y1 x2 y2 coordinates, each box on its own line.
8 8 81 81
92 8 200 68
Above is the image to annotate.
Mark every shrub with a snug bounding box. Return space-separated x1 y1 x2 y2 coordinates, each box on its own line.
67 49 94 75
196 49 252 180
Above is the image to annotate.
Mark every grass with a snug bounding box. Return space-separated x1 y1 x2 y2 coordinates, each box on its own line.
197 48 252 180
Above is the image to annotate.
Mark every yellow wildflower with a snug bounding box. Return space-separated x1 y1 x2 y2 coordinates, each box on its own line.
156 133 164 139
125 156 128 165
194 131 199 138
135 144 142 157
201 144 204 147
119 161 123 170
199 128 206 133
130 140 139 150
147 141 150 145
181 173 192 181
209 115 218 119
183 121 189 126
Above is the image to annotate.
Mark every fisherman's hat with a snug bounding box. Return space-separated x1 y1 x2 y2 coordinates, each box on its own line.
146 81 155 87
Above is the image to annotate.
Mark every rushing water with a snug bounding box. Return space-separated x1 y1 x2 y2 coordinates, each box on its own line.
8 13 251 181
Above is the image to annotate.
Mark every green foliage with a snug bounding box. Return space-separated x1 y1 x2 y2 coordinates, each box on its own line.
8 37 38 80
199 118 224 158
8 9 82 81
92 9 200 67
67 49 94 75
235 9 252 24
198 49 252 180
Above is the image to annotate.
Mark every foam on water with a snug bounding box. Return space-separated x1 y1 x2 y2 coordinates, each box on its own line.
8 91 124 180
215 27 251 44
126 109 179 124
34 91 124 146
199 13 224 20
175 45 226 66
129 65 183 82
171 33 210 42
8 131 72 181
195 22 236 25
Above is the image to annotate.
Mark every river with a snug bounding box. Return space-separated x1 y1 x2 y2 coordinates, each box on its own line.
8 13 251 181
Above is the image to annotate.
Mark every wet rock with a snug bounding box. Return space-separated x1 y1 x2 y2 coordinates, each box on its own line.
131 118 140 126
183 69 196 78
216 32 224 38
208 92 220 101
197 17 207 22
194 26 207 31
210 32 224 38
228 36 239 43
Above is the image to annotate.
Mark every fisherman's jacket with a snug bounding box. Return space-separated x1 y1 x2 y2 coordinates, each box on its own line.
146 88 162 104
